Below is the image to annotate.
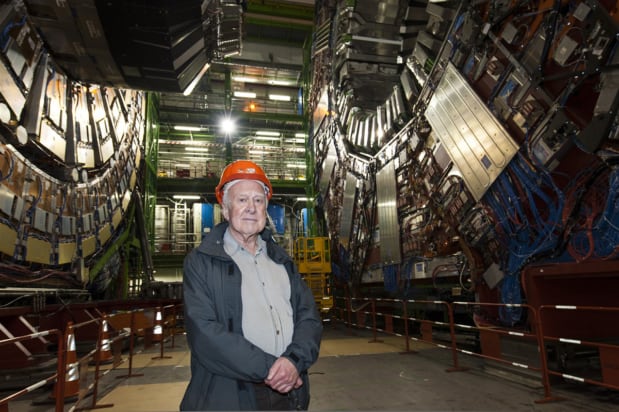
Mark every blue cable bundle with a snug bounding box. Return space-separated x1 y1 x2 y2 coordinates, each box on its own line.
383 264 398 293
483 153 564 325
582 169 619 259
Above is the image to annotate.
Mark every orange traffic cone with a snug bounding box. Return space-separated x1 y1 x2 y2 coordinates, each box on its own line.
152 308 163 343
95 314 114 364
52 322 80 399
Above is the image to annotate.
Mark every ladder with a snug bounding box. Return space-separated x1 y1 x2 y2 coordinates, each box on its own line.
172 201 188 253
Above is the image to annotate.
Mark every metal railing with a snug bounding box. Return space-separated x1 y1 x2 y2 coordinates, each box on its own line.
0 303 184 412
333 296 619 404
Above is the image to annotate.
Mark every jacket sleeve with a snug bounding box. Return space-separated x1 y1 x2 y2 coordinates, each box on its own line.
183 250 277 381
281 264 323 373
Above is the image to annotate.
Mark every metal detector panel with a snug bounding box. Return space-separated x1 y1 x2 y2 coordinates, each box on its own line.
339 172 357 248
425 62 519 201
376 160 400 264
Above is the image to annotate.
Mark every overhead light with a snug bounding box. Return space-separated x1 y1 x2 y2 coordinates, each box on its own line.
175 163 191 168
233 76 258 83
183 156 209 161
184 147 209 152
182 62 211 96
268 79 292 86
268 94 291 101
291 138 305 143
254 136 280 141
173 195 201 200
296 197 313 201
295 133 307 138
256 130 280 137
174 125 202 131
249 149 269 154
234 91 257 98
287 163 306 168
220 116 237 135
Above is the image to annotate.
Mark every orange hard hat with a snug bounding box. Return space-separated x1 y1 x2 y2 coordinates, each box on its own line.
215 160 273 204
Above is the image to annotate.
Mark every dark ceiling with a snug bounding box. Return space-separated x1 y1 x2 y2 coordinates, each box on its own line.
23 0 315 187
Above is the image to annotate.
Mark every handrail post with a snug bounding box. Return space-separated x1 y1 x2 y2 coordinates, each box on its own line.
55 326 67 412
117 310 144 379
534 306 564 403
445 302 465 372
153 307 172 360
401 299 413 354
371 299 377 342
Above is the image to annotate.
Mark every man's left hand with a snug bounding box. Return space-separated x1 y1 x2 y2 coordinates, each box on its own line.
265 357 302 393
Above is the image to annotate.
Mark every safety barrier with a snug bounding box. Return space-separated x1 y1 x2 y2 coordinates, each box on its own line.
0 303 185 411
450 301 543 380
151 304 183 361
536 304 619 402
0 328 63 411
333 296 619 404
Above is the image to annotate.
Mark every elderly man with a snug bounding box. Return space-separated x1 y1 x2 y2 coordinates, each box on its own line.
181 160 323 411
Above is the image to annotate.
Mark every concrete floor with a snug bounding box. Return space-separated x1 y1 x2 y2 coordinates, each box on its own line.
4 321 619 411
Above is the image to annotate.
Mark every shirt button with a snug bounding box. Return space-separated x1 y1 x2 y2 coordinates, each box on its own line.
276 330 280 335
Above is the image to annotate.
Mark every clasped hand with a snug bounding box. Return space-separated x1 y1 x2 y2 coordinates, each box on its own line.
264 357 302 394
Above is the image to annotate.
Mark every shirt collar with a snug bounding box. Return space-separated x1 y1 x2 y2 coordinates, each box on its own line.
223 228 266 256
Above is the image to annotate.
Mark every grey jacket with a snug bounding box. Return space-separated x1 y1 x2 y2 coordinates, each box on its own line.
180 222 323 411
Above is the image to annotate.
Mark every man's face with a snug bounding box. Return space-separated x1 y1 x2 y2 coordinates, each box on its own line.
222 180 267 239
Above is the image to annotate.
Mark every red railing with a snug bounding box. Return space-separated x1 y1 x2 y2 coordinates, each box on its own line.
334 296 619 403
0 329 63 411
0 303 185 412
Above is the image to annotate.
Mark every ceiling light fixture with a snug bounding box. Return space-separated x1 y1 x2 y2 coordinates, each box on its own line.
294 133 307 138
234 91 257 98
268 94 291 101
174 125 202 131
268 79 292 86
233 76 258 83
173 195 201 200
184 147 209 152
254 136 280 141
256 130 280 137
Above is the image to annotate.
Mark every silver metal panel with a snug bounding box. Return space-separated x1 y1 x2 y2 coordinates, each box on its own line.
425 62 519 201
0 56 26 117
39 122 67 161
77 146 95 168
33 208 48 232
376 161 401 264
376 104 386 139
318 141 337 193
385 98 393 132
360 116 369 147
97 204 108 223
12 196 24 220
61 216 75 236
0 185 15 216
82 213 92 233
339 173 356 248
